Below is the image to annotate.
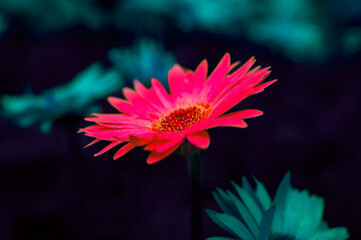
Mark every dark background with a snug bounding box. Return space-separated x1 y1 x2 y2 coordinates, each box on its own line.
0 2 361 240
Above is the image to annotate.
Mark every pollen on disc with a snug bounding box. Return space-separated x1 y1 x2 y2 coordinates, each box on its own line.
152 104 211 133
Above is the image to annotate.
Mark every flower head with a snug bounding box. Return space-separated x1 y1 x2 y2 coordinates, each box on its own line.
79 53 276 164
206 172 349 240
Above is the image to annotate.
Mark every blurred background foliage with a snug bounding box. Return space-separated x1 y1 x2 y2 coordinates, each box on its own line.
0 0 360 240
108 38 175 87
0 0 360 61
1 63 122 133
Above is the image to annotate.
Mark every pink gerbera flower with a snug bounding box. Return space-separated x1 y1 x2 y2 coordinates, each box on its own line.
79 53 276 164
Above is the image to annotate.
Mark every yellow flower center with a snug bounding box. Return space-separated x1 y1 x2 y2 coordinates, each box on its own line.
152 103 211 133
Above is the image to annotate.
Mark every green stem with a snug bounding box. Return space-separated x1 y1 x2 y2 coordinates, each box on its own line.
187 153 202 240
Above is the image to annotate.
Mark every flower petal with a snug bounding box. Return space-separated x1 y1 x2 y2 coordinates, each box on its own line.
122 87 162 116
84 126 151 141
80 125 118 141
145 134 184 152
168 64 201 103
94 140 123 156
146 141 183 164
129 133 154 146
133 80 166 112
209 66 271 118
83 139 101 148
123 87 142 103
153 132 183 140
88 113 151 126
209 88 253 119
206 53 231 86
227 57 256 84
203 54 240 103
168 64 188 99
208 57 256 105
185 110 263 134
251 79 277 95
191 59 208 91
108 97 149 117
186 130 210 149
133 79 148 97
151 78 174 110
210 110 263 128
113 143 136 160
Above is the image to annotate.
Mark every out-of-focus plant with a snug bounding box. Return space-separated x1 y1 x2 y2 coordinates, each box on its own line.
115 0 360 62
206 172 349 240
0 12 8 34
246 0 328 62
342 27 361 54
173 0 252 34
108 38 176 87
0 0 360 61
0 0 105 31
114 0 247 34
1 63 122 133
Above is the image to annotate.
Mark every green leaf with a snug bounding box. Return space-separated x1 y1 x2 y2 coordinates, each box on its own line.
253 176 272 211
207 237 236 240
271 171 291 234
231 181 263 225
206 209 239 238
241 177 265 213
309 227 349 240
215 213 256 240
227 190 260 239
259 206 276 240
213 188 238 217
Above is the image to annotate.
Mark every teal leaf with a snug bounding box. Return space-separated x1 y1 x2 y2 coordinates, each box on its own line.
241 177 265 213
309 227 349 240
272 171 291 234
259 206 276 240
207 237 236 240
212 188 238 217
215 213 256 240
253 176 272 211
227 190 260 239
231 181 263 225
206 209 239 238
